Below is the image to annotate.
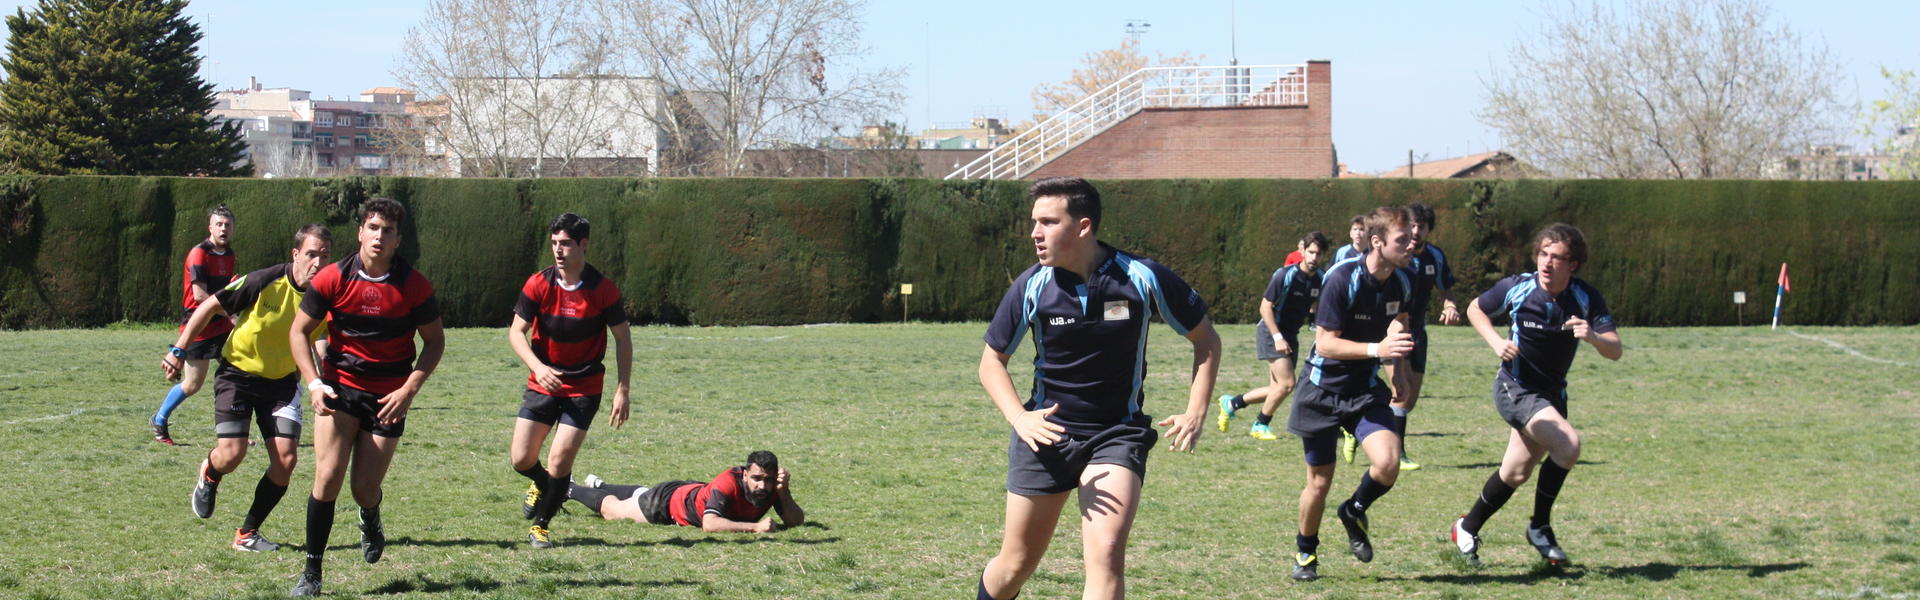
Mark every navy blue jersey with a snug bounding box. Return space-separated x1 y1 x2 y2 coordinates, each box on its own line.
1332 244 1365 265
984 244 1209 435
1475 273 1616 393
1260 264 1322 336
1304 258 1412 395
1403 244 1458 330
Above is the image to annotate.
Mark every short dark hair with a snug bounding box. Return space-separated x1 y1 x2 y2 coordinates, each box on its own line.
746 450 779 474
293 223 332 248
548 212 590 241
209 204 234 220
1534 222 1589 266
1301 231 1331 252
360 197 407 226
1363 206 1414 248
1407 203 1436 228
1028 176 1101 233
1349 214 1366 227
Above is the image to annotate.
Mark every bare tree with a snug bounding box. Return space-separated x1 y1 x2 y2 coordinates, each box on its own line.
601 0 905 176
393 0 626 177
1863 67 1920 179
1030 37 1203 117
1479 0 1844 179
252 140 317 178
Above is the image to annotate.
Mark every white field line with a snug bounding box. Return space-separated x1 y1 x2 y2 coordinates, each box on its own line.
1784 330 1912 367
649 335 790 341
0 366 85 379
2 408 85 425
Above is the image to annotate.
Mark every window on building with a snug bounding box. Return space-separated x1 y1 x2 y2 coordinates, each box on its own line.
316 133 335 148
318 154 334 167
355 154 387 170
316 112 333 127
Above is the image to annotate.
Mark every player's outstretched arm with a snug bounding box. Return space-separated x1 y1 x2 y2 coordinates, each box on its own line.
1157 317 1221 453
982 344 1063 451
702 515 775 534
1466 299 1518 361
608 321 633 430
162 297 227 380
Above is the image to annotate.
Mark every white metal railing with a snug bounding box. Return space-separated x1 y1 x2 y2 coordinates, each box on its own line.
945 64 1310 180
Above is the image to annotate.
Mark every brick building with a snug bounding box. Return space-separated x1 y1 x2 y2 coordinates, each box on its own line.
954 61 1335 180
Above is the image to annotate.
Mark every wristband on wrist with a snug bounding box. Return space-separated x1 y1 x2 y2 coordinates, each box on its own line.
307 379 332 394
1366 342 1380 358
168 345 185 358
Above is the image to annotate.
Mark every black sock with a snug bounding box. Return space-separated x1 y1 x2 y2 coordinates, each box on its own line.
516 463 551 488
533 472 570 527
1255 412 1274 426
205 453 226 482
1347 472 1393 514
305 496 334 573
569 486 612 516
977 576 1016 600
1296 533 1319 555
1393 413 1410 455
1461 472 1515 534
1229 395 1247 411
241 475 289 532
1532 459 1571 529
602 483 646 497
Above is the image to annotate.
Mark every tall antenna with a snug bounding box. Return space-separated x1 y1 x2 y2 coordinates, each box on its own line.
1124 19 1151 43
1230 0 1238 65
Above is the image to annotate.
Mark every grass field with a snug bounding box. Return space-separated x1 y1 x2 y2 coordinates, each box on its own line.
0 322 1915 599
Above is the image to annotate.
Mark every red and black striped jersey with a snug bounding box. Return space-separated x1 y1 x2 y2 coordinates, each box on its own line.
180 240 235 341
513 265 626 397
668 467 770 527
299 254 440 395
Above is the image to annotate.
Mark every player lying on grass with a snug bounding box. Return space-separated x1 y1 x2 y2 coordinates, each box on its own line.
567 450 804 533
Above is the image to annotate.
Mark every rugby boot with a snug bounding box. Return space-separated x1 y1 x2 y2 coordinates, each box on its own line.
1337 502 1374 563
1449 517 1481 566
1527 525 1571 566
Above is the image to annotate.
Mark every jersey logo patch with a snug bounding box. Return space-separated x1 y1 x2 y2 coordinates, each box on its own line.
1385 301 1401 314
358 288 385 315
1103 300 1130 321
1424 265 1435 275
1048 316 1075 326
1310 289 1321 297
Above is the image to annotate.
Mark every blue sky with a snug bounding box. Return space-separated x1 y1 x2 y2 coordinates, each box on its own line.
3 0 1914 173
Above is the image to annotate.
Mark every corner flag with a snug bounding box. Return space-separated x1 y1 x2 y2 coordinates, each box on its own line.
1771 263 1789 329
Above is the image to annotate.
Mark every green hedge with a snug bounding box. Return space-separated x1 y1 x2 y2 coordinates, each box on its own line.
0 176 1914 329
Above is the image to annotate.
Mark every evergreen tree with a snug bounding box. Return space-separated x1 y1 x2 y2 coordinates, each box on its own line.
0 0 249 176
